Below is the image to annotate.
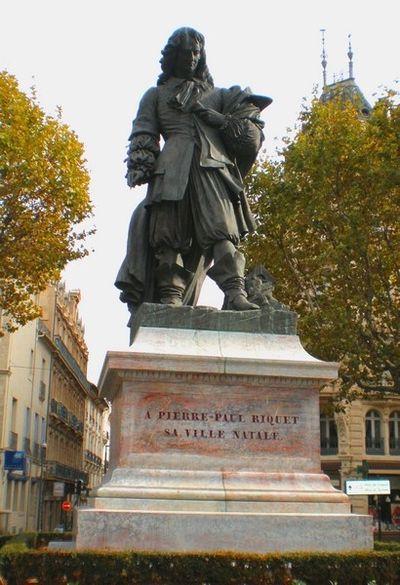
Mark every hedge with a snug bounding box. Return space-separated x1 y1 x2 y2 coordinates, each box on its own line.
1 550 400 585
375 541 400 552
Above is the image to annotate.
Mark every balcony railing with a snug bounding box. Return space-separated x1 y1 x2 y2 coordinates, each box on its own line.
85 450 102 467
50 398 84 434
45 460 88 484
389 438 400 455
366 437 384 455
320 432 338 455
321 446 338 455
54 335 91 393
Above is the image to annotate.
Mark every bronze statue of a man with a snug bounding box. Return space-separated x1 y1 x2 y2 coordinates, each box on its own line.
116 27 271 317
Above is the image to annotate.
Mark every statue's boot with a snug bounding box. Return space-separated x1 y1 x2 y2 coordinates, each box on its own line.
207 251 259 311
155 263 193 306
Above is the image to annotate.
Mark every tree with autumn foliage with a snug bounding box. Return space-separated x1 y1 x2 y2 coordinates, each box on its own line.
243 87 400 396
0 71 93 332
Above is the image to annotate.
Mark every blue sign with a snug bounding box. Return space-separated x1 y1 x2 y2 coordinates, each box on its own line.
4 451 26 471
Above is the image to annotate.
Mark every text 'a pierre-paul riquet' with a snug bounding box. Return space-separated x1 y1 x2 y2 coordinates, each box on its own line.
143 409 300 441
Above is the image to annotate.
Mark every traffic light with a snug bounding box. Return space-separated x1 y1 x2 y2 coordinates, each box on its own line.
75 479 83 495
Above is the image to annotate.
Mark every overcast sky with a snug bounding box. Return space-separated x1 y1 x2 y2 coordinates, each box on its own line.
1 0 399 382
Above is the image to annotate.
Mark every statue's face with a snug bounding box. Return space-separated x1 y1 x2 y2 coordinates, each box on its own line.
173 36 201 79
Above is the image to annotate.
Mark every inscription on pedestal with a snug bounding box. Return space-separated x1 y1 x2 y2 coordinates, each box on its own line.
147 409 300 442
115 384 317 462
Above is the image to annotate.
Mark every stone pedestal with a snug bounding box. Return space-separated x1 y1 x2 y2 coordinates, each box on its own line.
77 304 373 552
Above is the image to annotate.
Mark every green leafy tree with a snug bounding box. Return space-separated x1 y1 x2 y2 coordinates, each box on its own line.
243 88 400 396
0 71 93 331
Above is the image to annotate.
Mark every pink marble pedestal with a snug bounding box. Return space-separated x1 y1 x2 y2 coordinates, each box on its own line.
77 314 372 552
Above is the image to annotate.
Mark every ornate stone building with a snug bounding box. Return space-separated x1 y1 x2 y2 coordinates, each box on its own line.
0 283 108 533
83 383 109 494
38 283 108 530
320 390 400 528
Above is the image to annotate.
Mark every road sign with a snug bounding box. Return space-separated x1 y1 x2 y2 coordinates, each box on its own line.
4 451 26 471
53 482 65 497
61 500 72 512
345 479 390 495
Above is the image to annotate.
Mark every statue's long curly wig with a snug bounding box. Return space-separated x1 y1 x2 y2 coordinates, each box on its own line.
157 27 214 88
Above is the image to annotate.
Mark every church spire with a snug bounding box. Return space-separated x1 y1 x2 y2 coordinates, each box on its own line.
320 29 327 87
347 34 354 79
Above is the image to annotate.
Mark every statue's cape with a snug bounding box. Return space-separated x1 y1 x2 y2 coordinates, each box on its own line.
115 200 211 322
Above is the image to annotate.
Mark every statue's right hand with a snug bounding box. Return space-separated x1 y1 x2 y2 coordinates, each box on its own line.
192 101 226 128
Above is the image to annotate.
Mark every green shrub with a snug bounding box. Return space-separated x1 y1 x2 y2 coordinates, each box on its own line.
374 540 400 552
0 550 400 585
0 536 12 549
289 551 400 584
0 542 29 554
6 532 37 549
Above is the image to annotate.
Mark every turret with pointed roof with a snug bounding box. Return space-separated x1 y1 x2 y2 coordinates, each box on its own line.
319 32 371 117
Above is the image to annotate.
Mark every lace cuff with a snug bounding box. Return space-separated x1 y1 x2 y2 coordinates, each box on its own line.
125 134 160 187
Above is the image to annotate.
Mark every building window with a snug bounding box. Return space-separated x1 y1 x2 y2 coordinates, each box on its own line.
19 482 26 512
39 381 46 402
6 479 12 510
23 407 31 454
12 483 19 512
39 359 46 401
320 415 338 455
11 398 18 431
9 398 18 449
389 411 400 455
365 410 384 454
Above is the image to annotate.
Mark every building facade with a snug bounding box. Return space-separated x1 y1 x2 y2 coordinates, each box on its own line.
0 304 50 534
0 283 108 533
321 391 400 529
83 383 109 494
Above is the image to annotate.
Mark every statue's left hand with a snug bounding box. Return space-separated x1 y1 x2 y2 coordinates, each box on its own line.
126 168 150 187
192 101 226 128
